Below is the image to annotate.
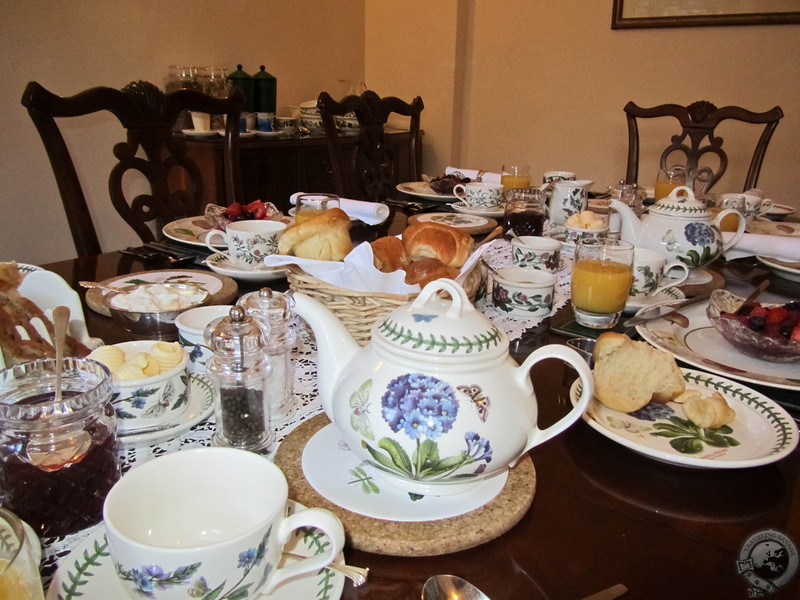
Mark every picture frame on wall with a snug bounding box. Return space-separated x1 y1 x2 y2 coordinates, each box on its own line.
612 0 800 29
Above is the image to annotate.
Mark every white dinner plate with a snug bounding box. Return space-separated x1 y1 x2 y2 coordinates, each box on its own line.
396 181 455 201
117 372 214 446
570 369 799 469
636 299 800 391
623 286 685 314
746 219 800 237
450 201 505 218
45 501 345 600
302 424 508 522
162 216 220 247
756 255 800 283
204 252 286 282
410 212 492 230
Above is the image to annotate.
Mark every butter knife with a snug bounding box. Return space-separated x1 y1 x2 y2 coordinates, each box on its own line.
623 291 712 327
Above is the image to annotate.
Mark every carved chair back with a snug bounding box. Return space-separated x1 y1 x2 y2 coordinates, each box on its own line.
21 80 244 257
317 90 423 203
624 100 783 195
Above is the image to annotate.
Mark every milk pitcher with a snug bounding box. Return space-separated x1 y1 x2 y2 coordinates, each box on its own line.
549 180 593 225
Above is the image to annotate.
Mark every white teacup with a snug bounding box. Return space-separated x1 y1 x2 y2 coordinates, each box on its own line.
189 111 210 132
491 267 557 317
543 170 576 183
103 448 345 600
718 193 746 212
628 248 690 300
511 236 562 272
175 305 234 374
206 220 287 271
453 181 504 210
743 192 774 221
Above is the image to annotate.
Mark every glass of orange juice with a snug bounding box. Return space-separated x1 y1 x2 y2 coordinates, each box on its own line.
294 193 340 224
654 166 685 200
571 239 634 329
0 508 44 600
501 164 532 193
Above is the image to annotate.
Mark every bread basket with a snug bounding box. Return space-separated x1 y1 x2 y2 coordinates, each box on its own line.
286 263 484 345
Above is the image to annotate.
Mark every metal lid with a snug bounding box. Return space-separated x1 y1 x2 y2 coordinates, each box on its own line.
204 306 266 361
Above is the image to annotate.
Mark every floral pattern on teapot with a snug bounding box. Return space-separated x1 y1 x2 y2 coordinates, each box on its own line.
662 222 723 269
353 374 495 484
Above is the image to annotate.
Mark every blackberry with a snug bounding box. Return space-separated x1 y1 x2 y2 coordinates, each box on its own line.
748 315 766 331
738 304 754 317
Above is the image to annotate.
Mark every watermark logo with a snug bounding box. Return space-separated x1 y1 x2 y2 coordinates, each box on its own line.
737 529 798 596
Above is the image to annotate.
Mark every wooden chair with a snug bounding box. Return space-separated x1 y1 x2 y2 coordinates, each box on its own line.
624 100 783 195
21 80 244 257
317 90 423 203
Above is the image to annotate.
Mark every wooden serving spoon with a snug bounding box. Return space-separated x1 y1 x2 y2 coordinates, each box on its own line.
52 305 70 404
736 279 769 314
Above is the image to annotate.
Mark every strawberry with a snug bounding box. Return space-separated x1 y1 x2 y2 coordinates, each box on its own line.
224 202 243 218
766 306 789 324
749 306 769 319
791 324 800 342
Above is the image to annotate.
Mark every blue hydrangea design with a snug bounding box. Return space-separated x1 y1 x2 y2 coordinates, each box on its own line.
630 403 675 422
381 374 458 440
684 222 715 246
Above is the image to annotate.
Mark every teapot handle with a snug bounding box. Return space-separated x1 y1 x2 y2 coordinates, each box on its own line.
714 209 746 251
411 279 470 319
513 345 594 457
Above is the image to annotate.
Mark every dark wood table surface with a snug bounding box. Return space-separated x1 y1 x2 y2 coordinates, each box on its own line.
39 223 800 600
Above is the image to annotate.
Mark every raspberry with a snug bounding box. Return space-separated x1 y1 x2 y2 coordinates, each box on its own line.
766 307 789 324
749 306 769 319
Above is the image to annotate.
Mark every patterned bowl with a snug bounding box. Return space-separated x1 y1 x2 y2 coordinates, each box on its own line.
706 289 800 363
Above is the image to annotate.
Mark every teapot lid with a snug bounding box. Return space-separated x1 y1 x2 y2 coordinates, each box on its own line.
650 185 710 218
373 279 507 360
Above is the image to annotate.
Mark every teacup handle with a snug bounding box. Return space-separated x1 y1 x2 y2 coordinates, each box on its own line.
452 183 467 199
758 198 774 215
205 229 227 254
258 507 345 596
513 345 594 460
654 261 690 295
714 208 746 251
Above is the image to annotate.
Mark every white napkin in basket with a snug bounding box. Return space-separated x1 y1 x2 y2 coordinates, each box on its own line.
723 232 800 262
444 167 502 184
289 192 389 225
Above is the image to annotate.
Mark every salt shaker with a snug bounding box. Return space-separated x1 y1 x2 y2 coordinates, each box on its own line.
238 288 296 425
204 305 274 453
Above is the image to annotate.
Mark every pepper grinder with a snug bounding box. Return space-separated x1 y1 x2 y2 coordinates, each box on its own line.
238 288 297 425
204 305 274 453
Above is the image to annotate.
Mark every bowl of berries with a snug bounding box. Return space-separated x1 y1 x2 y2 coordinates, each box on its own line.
204 200 290 232
706 289 800 363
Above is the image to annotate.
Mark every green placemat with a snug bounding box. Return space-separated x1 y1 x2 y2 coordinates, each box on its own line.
550 305 639 339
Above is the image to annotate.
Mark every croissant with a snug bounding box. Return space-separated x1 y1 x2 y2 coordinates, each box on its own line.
278 208 352 261
403 257 459 288
370 236 409 273
402 222 474 268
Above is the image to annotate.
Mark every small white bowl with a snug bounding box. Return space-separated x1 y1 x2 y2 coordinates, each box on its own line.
564 224 608 246
511 236 562 272
110 341 190 433
175 305 234 373
491 267 557 317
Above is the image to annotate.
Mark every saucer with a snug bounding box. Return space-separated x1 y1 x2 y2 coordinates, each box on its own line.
449 201 504 218
217 130 256 139
45 500 345 600
180 129 218 137
302 424 508 522
117 373 214 446
255 130 283 138
623 286 685 314
204 252 286 282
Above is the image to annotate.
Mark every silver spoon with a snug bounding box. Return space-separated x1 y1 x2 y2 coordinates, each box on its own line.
52 305 70 404
422 574 489 600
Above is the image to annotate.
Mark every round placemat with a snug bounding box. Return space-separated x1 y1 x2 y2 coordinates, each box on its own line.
85 269 238 316
274 413 536 557
408 213 498 235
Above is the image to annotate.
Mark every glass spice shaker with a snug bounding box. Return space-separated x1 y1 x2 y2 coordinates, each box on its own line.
238 288 296 425
204 306 274 453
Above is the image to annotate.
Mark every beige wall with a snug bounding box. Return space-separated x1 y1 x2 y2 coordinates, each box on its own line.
3 0 799 264
1 0 364 264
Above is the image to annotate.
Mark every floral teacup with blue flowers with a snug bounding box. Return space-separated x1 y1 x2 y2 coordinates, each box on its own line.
103 448 345 600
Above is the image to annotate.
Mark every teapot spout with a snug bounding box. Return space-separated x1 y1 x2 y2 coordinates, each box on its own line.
292 293 359 421
609 198 641 246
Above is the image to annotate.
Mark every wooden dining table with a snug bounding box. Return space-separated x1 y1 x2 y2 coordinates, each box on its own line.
36 212 800 600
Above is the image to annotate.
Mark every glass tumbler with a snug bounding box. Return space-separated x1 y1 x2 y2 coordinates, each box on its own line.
503 188 547 237
571 240 634 329
501 164 532 193
0 358 119 538
0 507 45 599
294 193 340 225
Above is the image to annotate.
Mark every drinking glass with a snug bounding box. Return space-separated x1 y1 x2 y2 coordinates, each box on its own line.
503 188 547 237
571 239 634 329
295 193 340 224
654 166 685 200
0 508 44 599
501 164 532 193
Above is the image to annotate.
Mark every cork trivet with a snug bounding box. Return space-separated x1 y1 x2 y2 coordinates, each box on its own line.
86 269 238 316
274 413 536 557
678 268 725 298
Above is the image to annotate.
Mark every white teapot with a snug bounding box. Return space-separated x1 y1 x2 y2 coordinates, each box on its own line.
611 186 745 269
293 279 593 496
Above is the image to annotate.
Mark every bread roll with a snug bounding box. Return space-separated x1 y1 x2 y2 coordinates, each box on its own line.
402 222 474 268
674 390 735 428
370 236 409 273
278 208 352 261
592 332 685 413
403 258 460 288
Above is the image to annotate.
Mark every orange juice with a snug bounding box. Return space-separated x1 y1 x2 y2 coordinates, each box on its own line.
0 559 42 600
654 181 680 201
571 259 633 313
294 208 326 224
501 174 532 191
